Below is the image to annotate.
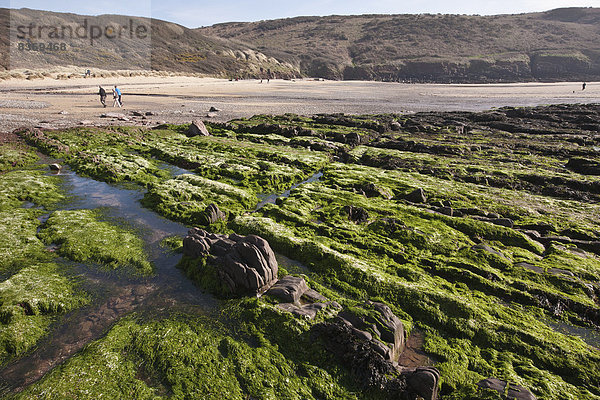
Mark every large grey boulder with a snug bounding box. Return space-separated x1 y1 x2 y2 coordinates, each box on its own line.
188 120 210 136
182 228 278 295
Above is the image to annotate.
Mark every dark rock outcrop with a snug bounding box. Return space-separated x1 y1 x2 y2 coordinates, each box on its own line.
277 301 341 320
357 182 393 199
406 188 427 203
183 228 278 295
338 301 405 362
566 157 600 175
477 378 537 400
344 205 369 223
312 301 439 400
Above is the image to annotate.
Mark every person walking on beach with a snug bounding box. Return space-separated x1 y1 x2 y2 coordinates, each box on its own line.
98 86 107 108
582 82 587 91
112 86 122 108
114 85 122 107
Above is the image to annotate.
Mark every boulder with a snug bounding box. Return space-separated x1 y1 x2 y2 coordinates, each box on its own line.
346 132 361 145
471 243 508 260
209 106 221 112
492 218 514 228
188 120 210 136
182 228 278 295
312 317 404 390
406 188 427 203
476 378 537 400
267 275 309 304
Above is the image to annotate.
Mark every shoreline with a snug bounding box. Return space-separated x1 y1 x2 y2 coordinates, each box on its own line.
0 75 598 133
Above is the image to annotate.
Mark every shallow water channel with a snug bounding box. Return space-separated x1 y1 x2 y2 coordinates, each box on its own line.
0 167 219 393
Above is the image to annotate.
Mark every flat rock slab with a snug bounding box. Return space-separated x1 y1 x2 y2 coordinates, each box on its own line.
267 275 309 304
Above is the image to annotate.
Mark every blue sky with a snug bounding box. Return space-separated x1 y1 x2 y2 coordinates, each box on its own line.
5 0 600 27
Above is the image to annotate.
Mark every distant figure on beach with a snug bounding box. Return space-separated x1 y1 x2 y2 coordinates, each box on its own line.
113 85 123 108
112 86 122 108
98 86 107 108
582 82 587 91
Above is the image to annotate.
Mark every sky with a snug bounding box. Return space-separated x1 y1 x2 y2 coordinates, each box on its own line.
4 0 600 28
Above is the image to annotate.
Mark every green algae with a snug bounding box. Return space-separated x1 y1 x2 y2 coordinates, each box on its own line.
0 145 38 172
0 209 49 273
15 314 364 400
0 263 87 364
143 174 258 225
38 209 153 275
0 170 64 211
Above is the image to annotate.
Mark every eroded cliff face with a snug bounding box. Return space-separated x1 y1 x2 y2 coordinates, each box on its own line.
339 52 600 83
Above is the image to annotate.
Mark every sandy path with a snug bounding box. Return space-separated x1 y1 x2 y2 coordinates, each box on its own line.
0 76 598 132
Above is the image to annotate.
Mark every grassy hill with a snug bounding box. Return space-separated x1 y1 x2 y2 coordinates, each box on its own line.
200 7 600 82
2 8 299 79
2 7 600 82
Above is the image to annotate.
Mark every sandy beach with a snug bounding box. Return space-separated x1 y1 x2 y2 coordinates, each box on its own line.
0 75 598 132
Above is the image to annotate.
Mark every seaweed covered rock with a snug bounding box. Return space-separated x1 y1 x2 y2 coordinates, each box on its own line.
277 301 340 320
182 228 278 295
344 205 369 223
188 120 210 137
476 378 537 400
357 182 393 199
338 301 406 362
202 203 226 225
269 275 341 320
312 316 406 392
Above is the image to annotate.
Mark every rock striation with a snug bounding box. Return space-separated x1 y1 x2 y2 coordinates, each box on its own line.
183 228 278 295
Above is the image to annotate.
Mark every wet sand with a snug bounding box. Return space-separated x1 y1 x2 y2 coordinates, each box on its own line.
0 76 598 132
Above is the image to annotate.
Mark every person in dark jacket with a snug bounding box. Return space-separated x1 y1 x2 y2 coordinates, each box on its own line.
98 86 107 107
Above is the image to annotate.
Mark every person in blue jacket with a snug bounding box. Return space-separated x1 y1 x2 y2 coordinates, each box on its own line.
113 85 122 107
